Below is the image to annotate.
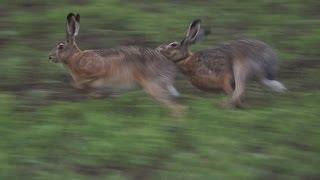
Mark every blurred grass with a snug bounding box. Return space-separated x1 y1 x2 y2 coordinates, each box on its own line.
0 0 320 179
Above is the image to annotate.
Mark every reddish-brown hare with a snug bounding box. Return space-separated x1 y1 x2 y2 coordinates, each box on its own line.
158 19 286 107
49 13 183 116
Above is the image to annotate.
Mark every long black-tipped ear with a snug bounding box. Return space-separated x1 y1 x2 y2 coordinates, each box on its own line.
66 13 75 35
184 19 201 44
66 13 77 42
74 13 80 36
75 13 80 23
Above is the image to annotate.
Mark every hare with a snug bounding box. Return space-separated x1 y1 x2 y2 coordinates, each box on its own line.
157 19 286 107
48 13 182 115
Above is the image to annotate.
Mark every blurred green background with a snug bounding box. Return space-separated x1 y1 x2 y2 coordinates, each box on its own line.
0 0 320 179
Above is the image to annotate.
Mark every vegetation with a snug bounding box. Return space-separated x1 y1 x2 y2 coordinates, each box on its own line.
0 0 319 179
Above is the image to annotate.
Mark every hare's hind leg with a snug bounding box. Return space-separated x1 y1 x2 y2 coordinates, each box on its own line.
231 60 249 108
166 84 180 97
141 80 185 118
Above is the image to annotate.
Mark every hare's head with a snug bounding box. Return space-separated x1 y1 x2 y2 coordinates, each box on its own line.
49 13 80 63
158 19 206 62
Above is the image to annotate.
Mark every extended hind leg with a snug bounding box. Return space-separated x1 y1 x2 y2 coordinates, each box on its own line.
166 84 180 97
141 81 185 118
163 77 180 97
231 60 248 108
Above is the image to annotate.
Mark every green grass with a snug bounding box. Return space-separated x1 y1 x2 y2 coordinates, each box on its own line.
0 0 320 179
0 90 319 179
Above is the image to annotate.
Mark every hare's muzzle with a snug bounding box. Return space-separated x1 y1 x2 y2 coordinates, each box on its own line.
49 55 58 63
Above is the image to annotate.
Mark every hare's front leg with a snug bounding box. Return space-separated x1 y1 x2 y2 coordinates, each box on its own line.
71 78 101 90
68 73 90 90
70 80 86 90
89 88 122 98
70 79 105 98
222 73 234 95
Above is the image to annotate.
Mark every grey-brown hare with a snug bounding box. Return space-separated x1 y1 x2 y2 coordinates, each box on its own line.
49 13 183 116
158 19 286 107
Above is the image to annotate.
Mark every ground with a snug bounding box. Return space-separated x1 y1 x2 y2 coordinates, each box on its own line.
0 1 319 179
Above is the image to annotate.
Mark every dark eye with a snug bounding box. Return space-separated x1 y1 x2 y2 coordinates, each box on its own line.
58 43 64 49
169 42 178 48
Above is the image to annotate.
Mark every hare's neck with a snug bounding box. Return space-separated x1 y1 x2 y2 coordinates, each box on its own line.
64 46 82 65
62 50 83 82
73 44 81 52
175 54 193 74
70 44 81 56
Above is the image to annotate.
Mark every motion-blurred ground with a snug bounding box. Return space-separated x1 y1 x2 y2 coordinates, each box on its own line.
0 0 319 179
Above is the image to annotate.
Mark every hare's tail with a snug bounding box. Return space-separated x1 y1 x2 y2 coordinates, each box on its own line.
261 79 287 93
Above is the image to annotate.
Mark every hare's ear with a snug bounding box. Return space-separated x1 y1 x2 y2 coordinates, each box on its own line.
183 19 202 45
74 13 80 36
66 13 78 42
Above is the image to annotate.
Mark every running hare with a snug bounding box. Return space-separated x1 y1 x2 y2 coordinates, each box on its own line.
49 13 182 115
158 19 286 107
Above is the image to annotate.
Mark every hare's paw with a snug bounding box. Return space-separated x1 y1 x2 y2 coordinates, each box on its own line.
70 81 85 90
170 105 187 120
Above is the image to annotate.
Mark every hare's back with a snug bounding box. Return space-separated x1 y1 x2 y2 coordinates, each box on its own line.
225 39 279 79
93 46 176 80
227 39 277 62
194 48 233 74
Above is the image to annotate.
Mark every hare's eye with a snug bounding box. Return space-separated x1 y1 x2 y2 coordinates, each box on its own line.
169 42 178 48
58 43 64 49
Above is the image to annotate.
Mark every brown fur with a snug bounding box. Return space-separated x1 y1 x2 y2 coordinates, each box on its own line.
158 20 286 107
48 13 183 116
